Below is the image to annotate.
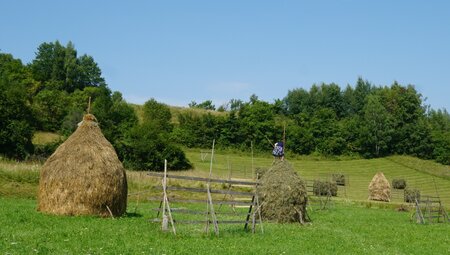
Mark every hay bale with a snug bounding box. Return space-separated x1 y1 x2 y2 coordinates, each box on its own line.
332 173 346 186
38 114 128 216
392 179 407 189
257 160 309 223
255 167 268 179
368 172 391 202
313 180 337 196
404 188 421 203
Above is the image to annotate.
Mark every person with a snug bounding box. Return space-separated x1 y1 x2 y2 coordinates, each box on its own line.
272 141 284 161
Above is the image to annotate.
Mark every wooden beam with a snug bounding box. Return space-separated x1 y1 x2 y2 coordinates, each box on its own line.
154 186 254 196
148 197 253 206
147 172 258 186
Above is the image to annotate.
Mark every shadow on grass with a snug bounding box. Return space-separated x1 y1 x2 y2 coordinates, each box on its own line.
125 212 143 218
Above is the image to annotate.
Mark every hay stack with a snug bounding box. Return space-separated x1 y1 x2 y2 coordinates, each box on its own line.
38 114 127 216
257 160 309 223
368 172 391 202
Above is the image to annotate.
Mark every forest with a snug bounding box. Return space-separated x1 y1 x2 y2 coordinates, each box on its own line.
1 41 449 168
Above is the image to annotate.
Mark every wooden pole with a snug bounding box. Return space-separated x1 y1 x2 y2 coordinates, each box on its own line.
87 96 91 114
162 160 168 231
206 139 215 235
251 141 254 180
283 122 286 155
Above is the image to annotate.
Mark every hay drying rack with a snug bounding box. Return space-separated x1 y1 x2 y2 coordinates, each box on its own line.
148 141 263 236
412 195 449 224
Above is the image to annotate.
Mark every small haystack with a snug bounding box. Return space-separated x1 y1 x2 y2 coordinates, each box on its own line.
368 172 391 202
38 114 127 216
257 160 309 223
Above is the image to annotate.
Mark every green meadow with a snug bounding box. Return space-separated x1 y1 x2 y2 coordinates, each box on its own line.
1 151 449 254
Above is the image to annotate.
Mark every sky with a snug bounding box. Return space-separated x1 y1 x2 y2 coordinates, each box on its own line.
1 0 449 110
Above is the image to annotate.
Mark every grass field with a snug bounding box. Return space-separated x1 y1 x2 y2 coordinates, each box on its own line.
183 150 450 206
1 198 449 254
1 151 449 254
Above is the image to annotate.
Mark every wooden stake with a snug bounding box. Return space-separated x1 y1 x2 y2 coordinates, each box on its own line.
87 96 91 114
283 122 286 154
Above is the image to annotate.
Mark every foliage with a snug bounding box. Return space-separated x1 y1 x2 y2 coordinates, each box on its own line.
120 99 191 171
189 100 216 110
0 53 35 159
30 139 64 161
29 41 105 93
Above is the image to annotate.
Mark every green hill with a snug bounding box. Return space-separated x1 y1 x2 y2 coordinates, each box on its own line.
183 150 450 206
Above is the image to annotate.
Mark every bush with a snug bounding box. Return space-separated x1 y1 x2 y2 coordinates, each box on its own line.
120 124 191 171
332 173 346 186
392 179 407 189
313 180 338 196
31 140 64 161
404 188 420 203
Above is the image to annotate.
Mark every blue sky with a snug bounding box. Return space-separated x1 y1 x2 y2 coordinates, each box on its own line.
2 0 449 110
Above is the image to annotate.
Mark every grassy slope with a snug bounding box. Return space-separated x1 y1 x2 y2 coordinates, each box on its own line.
1 198 449 254
184 150 450 206
32 131 62 145
130 103 226 124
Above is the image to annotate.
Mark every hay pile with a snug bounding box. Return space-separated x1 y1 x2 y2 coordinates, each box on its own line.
313 180 338 196
38 114 128 216
368 172 391 202
257 160 309 223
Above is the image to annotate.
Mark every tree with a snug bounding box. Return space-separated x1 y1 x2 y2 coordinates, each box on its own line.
119 98 191 170
0 53 35 159
359 95 393 157
283 88 309 115
30 41 105 93
32 89 69 131
142 98 173 133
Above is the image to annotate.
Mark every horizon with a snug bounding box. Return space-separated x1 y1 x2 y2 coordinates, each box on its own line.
2 1 449 110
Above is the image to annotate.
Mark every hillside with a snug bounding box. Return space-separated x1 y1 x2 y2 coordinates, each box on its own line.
183 150 450 206
129 103 226 124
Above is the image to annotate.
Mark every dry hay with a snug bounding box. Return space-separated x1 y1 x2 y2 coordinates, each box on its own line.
313 180 338 196
257 160 309 223
392 179 407 189
332 173 346 186
368 172 391 202
38 114 127 217
404 188 421 203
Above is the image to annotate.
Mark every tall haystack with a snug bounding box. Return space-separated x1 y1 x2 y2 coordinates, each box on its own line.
38 114 127 216
368 172 391 202
257 160 309 223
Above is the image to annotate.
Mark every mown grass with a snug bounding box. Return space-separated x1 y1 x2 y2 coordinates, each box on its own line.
130 103 226 124
1 198 449 254
183 149 450 207
32 132 62 145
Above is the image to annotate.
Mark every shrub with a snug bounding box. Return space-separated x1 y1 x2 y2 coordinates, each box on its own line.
313 180 338 196
31 139 64 162
392 179 407 189
332 173 346 186
404 188 420 203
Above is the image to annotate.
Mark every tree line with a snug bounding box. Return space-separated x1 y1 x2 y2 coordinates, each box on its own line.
1 41 449 168
178 81 449 164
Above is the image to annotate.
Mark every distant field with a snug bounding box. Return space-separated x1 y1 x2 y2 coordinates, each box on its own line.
130 103 226 124
32 131 62 145
184 150 450 207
